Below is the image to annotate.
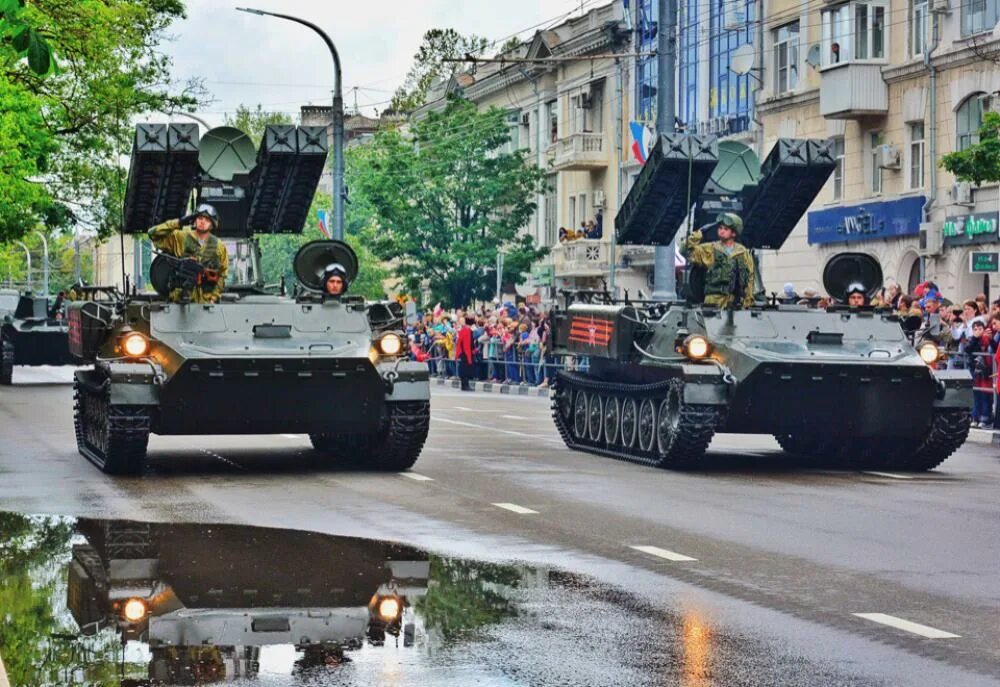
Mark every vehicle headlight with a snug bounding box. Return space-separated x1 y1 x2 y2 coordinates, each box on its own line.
122 598 148 622
378 332 403 356
918 342 939 365
120 332 149 358
683 335 711 360
377 596 402 622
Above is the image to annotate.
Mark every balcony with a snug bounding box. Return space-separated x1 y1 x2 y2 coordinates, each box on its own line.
550 132 609 171
551 239 611 278
819 63 888 119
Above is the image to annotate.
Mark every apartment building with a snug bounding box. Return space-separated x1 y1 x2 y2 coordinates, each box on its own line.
755 0 1000 301
414 2 652 301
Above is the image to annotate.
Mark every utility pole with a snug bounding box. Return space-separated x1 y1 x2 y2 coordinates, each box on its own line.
73 234 82 284
32 230 48 297
651 0 678 301
15 241 31 291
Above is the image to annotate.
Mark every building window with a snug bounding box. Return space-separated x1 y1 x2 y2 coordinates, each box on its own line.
547 100 558 144
963 0 1000 35
911 0 927 56
956 93 984 151
831 136 845 201
822 1 888 65
568 195 576 230
709 0 756 134
578 193 589 229
908 122 925 189
635 0 658 123
544 176 557 246
773 22 799 94
679 0 699 130
870 131 884 195
570 83 603 134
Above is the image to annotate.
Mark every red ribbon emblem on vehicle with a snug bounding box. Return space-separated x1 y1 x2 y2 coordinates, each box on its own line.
568 315 613 346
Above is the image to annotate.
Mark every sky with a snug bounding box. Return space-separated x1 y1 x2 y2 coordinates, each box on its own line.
162 0 606 128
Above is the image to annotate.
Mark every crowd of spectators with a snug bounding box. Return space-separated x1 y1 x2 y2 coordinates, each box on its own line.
404 301 557 390
783 280 1000 429
558 210 603 242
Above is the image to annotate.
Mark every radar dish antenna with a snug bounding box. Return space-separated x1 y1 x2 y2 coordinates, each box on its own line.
198 126 257 182
711 140 762 193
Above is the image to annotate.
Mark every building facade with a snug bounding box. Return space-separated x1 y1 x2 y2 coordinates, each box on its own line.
414 2 653 302
756 0 1000 302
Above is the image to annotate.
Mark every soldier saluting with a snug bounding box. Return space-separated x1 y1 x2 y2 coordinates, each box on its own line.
681 212 755 309
148 204 229 304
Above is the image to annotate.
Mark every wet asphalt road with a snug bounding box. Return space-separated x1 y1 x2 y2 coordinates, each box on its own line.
0 366 998 686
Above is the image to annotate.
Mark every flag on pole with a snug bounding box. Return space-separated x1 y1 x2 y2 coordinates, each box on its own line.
629 121 654 165
316 210 331 238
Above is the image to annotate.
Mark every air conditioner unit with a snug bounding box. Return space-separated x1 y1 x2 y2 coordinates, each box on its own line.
593 190 606 208
876 144 901 169
931 0 949 12
952 181 974 206
918 221 944 257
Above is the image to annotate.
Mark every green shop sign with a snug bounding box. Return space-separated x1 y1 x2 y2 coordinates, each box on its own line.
943 211 999 246
970 251 999 273
531 263 554 287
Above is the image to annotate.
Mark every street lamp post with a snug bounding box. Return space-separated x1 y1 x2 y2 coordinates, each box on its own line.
33 230 48 297
15 241 32 292
236 7 345 240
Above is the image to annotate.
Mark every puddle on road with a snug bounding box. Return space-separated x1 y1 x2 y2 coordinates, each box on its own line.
0 512 878 687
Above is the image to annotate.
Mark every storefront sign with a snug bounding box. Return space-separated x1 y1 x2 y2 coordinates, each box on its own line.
970 251 999 273
531 263 554 287
943 211 1000 246
807 196 926 245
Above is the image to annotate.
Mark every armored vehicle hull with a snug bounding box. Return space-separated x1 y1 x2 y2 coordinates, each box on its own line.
552 301 971 471
0 294 74 385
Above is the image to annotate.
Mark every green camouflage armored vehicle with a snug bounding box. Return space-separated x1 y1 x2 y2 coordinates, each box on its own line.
67 123 429 474
67 518 428 675
551 134 971 472
1 291 75 385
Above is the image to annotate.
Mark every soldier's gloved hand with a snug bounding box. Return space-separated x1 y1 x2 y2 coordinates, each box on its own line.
685 230 703 247
178 213 197 226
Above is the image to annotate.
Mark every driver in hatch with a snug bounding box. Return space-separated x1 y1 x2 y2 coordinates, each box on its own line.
148 204 229 304
323 263 350 298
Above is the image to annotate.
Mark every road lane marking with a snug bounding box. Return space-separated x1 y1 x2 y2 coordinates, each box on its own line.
629 545 698 562
501 414 531 420
280 434 304 440
852 613 960 638
493 502 538 514
863 471 915 480
400 472 434 481
433 416 563 444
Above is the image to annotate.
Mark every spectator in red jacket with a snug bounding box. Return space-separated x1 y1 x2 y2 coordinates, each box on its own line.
456 315 476 391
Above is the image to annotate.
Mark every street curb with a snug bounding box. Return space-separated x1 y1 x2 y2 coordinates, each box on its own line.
967 428 1000 445
433 377 552 398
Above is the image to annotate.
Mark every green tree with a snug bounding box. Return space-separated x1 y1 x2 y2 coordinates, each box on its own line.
350 96 548 307
390 29 490 112
0 229 92 292
225 103 294 145
940 111 1000 185
0 0 203 243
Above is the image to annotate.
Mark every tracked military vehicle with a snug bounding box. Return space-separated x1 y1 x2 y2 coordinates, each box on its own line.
551 134 971 472
0 291 75 385
67 123 429 474
68 519 428 676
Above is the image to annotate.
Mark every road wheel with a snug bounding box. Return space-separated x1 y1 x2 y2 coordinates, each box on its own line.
637 398 656 452
656 385 682 458
0 335 13 386
603 396 620 446
573 391 589 439
620 397 638 448
587 392 603 442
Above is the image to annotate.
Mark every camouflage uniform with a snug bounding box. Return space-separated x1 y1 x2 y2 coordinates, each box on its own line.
148 219 229 304
682 213 755 309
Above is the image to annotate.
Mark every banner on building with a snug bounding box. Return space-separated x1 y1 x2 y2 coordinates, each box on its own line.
970 252 999 273
943 211 1000 247
807 196 926 245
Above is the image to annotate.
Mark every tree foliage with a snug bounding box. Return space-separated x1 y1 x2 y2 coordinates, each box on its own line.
940 111 1000 186
225 103 293 145
0 0 203 243
350 97 548 307
390 28 489 113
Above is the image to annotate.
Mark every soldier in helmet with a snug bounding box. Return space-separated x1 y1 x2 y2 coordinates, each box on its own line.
322 263 350 297
148 203 229 304
682 212 756 309
845 283 868 307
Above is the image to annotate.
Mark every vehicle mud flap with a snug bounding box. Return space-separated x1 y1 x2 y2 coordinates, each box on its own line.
552 371 722 470
310 400 430 471
74 370 150 476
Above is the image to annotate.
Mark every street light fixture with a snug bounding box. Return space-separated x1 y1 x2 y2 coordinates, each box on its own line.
15 241 32 291
32 230 48 297
235 6 345 241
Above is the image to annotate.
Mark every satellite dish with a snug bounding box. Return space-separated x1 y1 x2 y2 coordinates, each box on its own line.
805 43 822 69
198 126 257 182
711 141 762 193
731 44 756 76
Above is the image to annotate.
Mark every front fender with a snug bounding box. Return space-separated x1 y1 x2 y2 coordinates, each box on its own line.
931 368 974 408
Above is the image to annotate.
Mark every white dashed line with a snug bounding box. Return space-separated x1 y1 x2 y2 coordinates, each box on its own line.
852 613 960 638
862 471 915 480
629 545 698 562
492 502 539 514
501 414 531 420
280 434 305 440
400 472 434 481
433 416 564 444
